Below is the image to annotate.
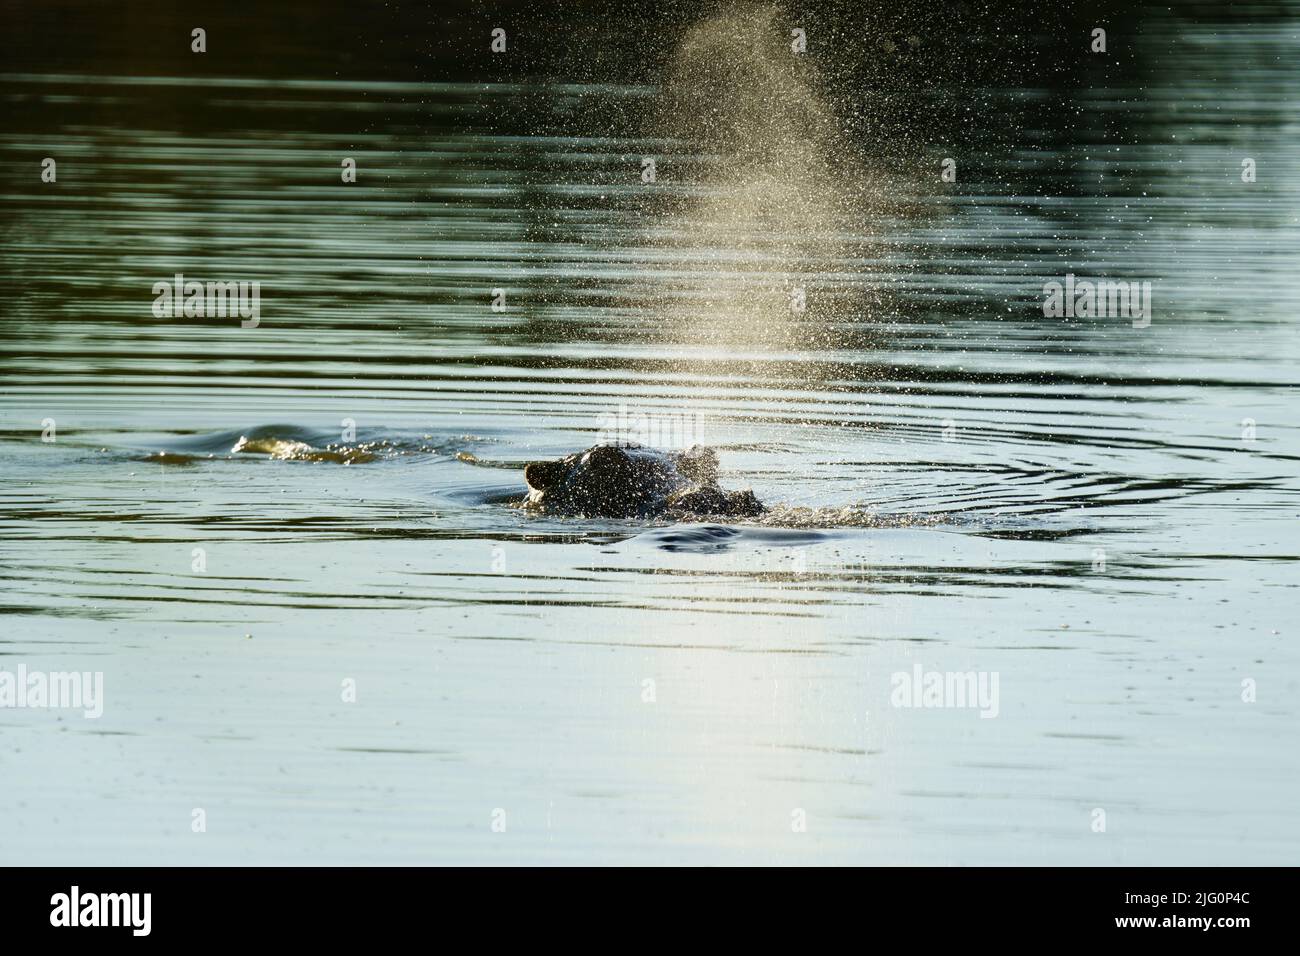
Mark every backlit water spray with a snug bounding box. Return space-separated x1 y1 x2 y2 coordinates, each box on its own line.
648 2 900 350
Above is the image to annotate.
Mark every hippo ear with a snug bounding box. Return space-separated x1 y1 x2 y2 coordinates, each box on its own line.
677 446 718 485
524 461 562 491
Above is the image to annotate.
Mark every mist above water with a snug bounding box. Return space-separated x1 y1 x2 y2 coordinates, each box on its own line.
646 2 911 349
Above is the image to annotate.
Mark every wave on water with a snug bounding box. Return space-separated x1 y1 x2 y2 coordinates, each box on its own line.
125 426 487 466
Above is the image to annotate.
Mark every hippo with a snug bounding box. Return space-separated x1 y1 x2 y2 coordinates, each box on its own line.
521 444 765 520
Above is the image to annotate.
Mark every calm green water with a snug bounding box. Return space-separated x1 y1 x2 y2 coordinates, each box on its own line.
1 5 1298 864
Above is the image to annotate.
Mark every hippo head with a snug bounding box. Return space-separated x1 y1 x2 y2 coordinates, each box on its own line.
523 444 691 518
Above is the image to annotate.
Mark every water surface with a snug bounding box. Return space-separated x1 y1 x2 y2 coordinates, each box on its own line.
1 4 1297 864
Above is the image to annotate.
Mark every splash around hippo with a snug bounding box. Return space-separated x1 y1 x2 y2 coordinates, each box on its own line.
520 444 765 520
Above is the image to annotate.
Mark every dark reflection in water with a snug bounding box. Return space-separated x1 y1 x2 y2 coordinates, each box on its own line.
0 0 1297 865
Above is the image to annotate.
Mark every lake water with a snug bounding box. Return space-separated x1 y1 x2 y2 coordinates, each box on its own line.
1 3 1297 864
